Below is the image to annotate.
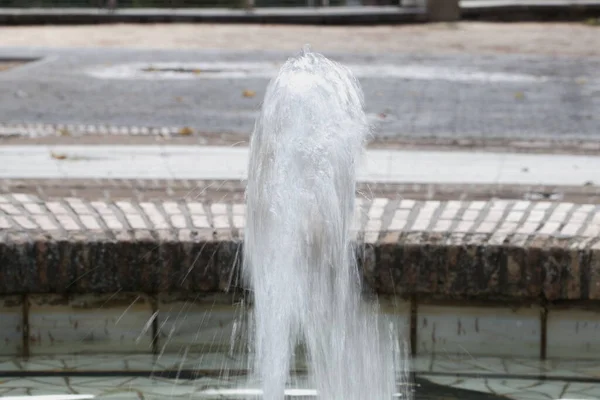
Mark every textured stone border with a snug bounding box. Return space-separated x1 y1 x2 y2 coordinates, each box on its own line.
1 193 599 300
0 122 192 138
4 122 600 157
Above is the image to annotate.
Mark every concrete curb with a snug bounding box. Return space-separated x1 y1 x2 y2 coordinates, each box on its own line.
0 6 426 25
461 0 600 22
3 122 600 156
1 194 599 301
0 1 598 25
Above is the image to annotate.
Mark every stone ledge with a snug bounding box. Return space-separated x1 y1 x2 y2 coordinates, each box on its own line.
371 232 600 301
1 230 599 301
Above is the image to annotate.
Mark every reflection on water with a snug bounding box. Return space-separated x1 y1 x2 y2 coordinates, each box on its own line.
414 378 509 400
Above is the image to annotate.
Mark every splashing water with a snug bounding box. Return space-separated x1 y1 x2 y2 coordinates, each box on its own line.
244 48 408 400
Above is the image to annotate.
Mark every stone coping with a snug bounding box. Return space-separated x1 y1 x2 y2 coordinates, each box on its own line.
1 193 599 300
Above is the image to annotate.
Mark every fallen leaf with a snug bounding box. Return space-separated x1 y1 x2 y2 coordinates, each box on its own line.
378 113 387 119
50 152 67 160
243 90 256 98
514 91 525 100
175 96 184 103
57 128 71 137
192 69 202 75
178 127 194 136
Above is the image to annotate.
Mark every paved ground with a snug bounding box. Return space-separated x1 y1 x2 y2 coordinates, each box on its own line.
0 47 598 141
0 23 599 142
2 23 600 56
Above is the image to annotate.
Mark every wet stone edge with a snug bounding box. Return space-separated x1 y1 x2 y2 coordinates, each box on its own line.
0 230 599 302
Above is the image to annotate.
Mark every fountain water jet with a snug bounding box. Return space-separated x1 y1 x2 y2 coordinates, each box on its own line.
244 48 408 400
